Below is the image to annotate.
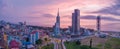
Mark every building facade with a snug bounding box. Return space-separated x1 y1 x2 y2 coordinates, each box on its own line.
72 9 80 35
30 31 39 44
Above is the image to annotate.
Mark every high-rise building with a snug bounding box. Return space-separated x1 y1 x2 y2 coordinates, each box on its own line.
97 16 101 34
30 31 39 44
72 9 80 35
53 9 60 36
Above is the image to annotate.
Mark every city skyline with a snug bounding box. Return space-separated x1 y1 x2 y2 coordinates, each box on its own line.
0 0 120 32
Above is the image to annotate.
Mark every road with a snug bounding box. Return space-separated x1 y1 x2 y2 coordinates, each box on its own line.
54 42 59 49
53 41 63 49
53 39 66 49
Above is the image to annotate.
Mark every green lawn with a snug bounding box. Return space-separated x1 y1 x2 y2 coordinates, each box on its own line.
95 37 120 49
40 37 120 49
104 38 120 49
65 41 98 49
41 44 54 49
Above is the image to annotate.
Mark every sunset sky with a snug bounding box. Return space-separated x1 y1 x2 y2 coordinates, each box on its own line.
0 0 120 31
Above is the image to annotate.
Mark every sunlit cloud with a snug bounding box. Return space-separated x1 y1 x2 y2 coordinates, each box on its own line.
0 0 120 31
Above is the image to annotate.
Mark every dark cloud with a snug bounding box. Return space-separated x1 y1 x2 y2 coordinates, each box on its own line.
42 14 55 18
63 15 120 21
102 23 120 31
83 23 120 32
87 0 120 16
81 15 120 21
82 23 120 32
81 15 96 19
101 16 120 21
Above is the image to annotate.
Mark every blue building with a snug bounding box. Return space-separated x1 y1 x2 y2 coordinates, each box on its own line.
30 31 39 44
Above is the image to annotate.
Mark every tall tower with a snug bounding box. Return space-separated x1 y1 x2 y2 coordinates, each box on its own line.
72 9 80 35
56 8 60 26
97 16 101 34
54 9 60 36
72 13 75 34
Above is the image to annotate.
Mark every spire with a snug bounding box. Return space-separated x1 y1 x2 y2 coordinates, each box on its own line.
57 8 59 16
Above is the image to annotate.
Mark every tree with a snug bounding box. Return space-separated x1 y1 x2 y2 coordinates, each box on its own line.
36 39 43 45
44 38 48 42
36 39 43 49
66 41 69 44
76 40 81 45
26 37 29 42
44 38 49 45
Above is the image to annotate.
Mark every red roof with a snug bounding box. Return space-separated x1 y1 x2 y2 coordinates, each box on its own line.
9 40 20 48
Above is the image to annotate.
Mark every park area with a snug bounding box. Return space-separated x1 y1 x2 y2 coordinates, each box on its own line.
41 44 54 49
65 36 120 49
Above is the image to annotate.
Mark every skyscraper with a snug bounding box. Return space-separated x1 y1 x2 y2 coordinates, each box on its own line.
53 9 60 36
97 15 101 34
72 9 80 35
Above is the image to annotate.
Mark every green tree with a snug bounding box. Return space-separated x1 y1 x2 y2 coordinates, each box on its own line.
44 38 50 45
76 40 81 45
66 41 69 44
44 38 48 42
36 39 43 49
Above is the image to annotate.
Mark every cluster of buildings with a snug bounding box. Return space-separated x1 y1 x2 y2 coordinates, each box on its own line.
0 21 49 49
53 9 120 38
0 8 120 49
53 9 94 37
